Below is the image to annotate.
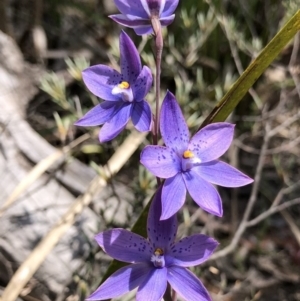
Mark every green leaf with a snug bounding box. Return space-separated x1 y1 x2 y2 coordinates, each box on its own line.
200 9 300 127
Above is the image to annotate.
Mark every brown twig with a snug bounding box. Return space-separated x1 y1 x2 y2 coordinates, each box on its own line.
280 210 300 246
288 32 300 99
209 122 271 261
246 197 300 227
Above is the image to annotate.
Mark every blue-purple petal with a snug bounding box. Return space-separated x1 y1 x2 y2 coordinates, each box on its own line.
147 187 178 249
162 0 179 16
189 123 235 163
113 0 149 18
87 263 151 300
161 173 186 220
140 0 163 16
196 160 253 187
109 15 151 31
95 229 152 263
169 234 218 267
167 266 212 301
133 66 153 101
119 31 142 83
140 145 181 178
160 91 190 153
133 26 153 35
99 103 131 142
82 65 122 101
137 267 168 301
183 170 223 217
160 14 176 26
74 101 122 126
132 100 152 132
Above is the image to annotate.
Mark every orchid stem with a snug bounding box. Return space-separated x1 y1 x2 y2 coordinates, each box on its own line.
151 17 163 187
151 17 163 146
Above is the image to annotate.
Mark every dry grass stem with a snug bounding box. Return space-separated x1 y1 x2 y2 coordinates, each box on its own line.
0 131 146 301
280 210 300 246
246 198 300 227
209 122 271 261
0 133 90 217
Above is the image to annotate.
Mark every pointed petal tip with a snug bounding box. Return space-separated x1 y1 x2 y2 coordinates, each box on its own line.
99 130 111 143
159 205 179 221
210 207 223 217
165 89 175 99
73 120 82 126
243 176 254 185
119 28 129 39
209 237 220 248
73 118 94 127
160 91 190 152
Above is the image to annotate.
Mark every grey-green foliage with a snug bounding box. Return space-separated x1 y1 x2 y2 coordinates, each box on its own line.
283 0 300 20
158 1 285 130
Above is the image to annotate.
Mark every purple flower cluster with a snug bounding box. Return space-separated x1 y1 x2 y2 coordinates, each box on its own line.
75 31 153 142
74 1 253 300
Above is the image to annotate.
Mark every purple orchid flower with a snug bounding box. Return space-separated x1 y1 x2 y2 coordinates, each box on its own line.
75 31 153 142
87 187 218 301
140 91 254 220
110 0 179 35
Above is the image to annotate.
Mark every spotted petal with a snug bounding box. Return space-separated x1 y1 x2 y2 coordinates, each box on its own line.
147 186 178 248
167 266 212 301
189 123 235 163
169 234 218 267
95 229 152 263
140 145 181 178
133 66 153 101
87 263 151 300
160 91 190 154
120 30 142 83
